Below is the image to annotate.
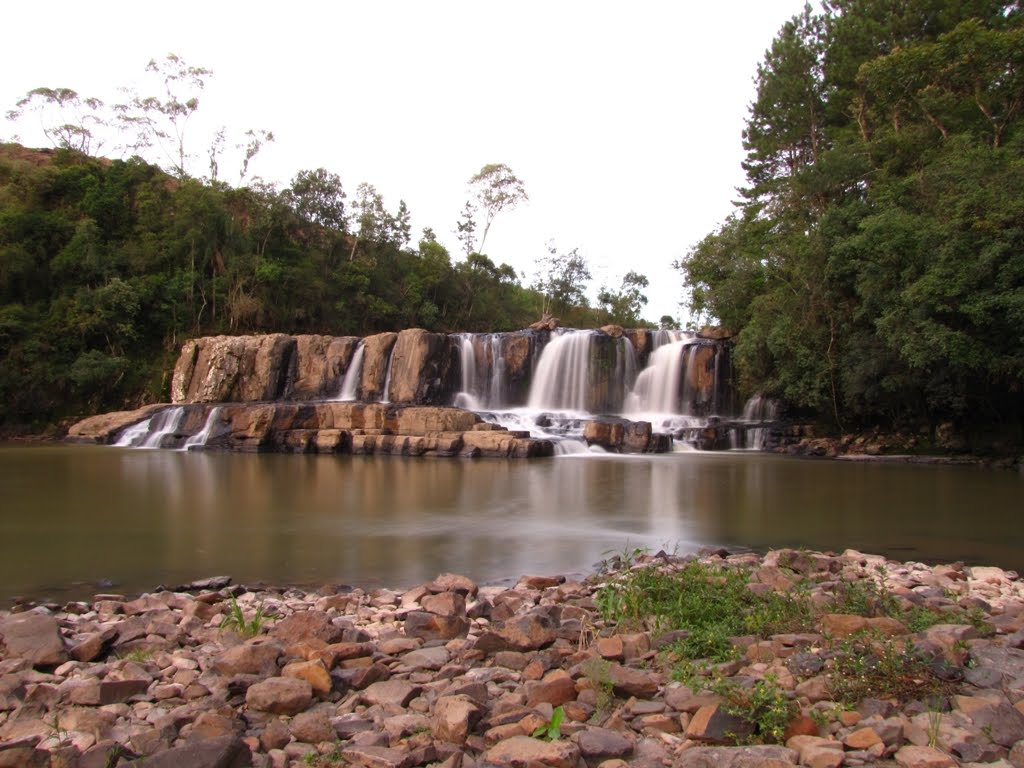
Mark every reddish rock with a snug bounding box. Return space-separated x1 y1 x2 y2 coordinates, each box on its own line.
685 703 754 744
0 614 68 667
894 745 957 768
282 659 332 695
271 610 344 646
432 695 485 744
361 680 422 708
211 641 282 678
244 676 313 715
484 735 581 768
607 663 659 698
404 611 470 641
290 709 336 744
525 672 577 708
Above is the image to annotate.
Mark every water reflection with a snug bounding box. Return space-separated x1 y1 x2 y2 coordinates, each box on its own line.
0 445 1020 602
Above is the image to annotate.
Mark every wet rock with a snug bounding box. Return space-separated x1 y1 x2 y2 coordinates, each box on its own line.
0 613 68 667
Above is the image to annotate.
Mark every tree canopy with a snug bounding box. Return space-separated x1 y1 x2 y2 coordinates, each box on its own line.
677 0 1024 448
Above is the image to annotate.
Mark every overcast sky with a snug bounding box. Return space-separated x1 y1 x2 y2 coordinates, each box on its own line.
2 1 808 325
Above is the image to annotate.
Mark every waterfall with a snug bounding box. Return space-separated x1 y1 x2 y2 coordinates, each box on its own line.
527 331 597 411
140 406 185 449
114 418 153 447
486 334 506 408
733 395 779 450
624 340 687 415
380 346 395 404
336 343 365 402
183 406 222 450
453 335 482 410
525 330 639 413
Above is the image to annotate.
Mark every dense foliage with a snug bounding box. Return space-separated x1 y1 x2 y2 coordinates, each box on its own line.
679 0 1024 448
0 145 643 431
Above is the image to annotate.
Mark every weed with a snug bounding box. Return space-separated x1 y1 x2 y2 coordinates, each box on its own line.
117 648 154 663
580 657 615 717
47 714 70 747
827 632 958 706
597 560 813 661
675 670 795 744
532 705 565 741
219 595 265 637
927 708 943 749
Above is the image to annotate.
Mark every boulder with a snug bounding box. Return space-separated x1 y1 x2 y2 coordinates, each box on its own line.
360 332 399 402
244 676 313 715
484 735 580 768
386 329 458 404
0 614 67 667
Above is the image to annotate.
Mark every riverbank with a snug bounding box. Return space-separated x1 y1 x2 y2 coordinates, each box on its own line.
2 548 1023 768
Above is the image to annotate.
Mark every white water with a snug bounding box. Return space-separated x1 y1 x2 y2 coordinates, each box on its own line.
380 345 395 404
732 394 780 450
336 343 365 402
140 407 185 449
183 406 222 450
114 418 153 447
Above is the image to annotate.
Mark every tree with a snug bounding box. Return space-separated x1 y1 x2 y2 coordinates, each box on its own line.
6 87 108 154
465 163 528 254
534 244 592 317
597 271 649 326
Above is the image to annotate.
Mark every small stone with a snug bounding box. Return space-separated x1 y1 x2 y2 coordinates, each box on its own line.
211 641 282 678
575 727 634 759
525 672 577 708
290 710 336 744
606 663 659 698
282 659 332 695
843 726 882 750
341 744 416 768
894 745 957 768
404 611 470 641
433 695 484 744
361 680 422 708
271 610 344 646
484 735 581 768
244 677 313 715
685 703 754 745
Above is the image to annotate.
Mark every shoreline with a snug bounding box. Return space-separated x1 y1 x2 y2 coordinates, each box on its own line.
2 547 1023 767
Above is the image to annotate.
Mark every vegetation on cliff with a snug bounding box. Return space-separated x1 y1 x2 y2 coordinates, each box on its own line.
678 0 1024 450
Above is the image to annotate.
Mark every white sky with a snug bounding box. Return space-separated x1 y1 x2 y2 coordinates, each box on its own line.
1 1 807 325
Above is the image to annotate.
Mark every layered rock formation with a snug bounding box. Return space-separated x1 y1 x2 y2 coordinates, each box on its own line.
67 404 554 459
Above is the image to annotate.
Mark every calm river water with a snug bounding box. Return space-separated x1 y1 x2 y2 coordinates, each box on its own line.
1 444 1021 603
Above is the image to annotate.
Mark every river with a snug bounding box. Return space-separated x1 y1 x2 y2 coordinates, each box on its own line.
1 444 1021 603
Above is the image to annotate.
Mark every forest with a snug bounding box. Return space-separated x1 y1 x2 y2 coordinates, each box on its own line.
679 0 1023 449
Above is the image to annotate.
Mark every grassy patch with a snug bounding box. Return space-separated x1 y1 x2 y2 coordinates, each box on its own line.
595 560 814 662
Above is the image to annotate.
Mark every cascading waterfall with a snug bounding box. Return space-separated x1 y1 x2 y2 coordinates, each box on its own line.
624 340 687 415
527 331 597 412
183 406 222 450
380 346 395 404
732 395 779 450
140 406 185 449
114 418 153 447
453 335 481 410
336 343 365 402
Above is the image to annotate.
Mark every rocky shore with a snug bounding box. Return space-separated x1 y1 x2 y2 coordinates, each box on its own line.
2 549 1024 768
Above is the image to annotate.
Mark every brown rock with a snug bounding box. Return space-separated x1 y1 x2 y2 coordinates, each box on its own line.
843 726 882 750
362 680 422 708
575 727 634 759
360 332 399 402
525 672 577 708
404 611 470 641
607 663 659 698
421 592 467 617
433 695 484 744
0 614 68 667
674 745 798 768
342 744 415 768
499 612 558 651
260 717 291 751
113 735 251 768
893 745 957 768
282 659 332 695
65 403 167 444
386 329 457 404
291 709 336 744
685 703 754 745
484 735 581 768
244 676 313 715
271 611 343 646
211 640 282 678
